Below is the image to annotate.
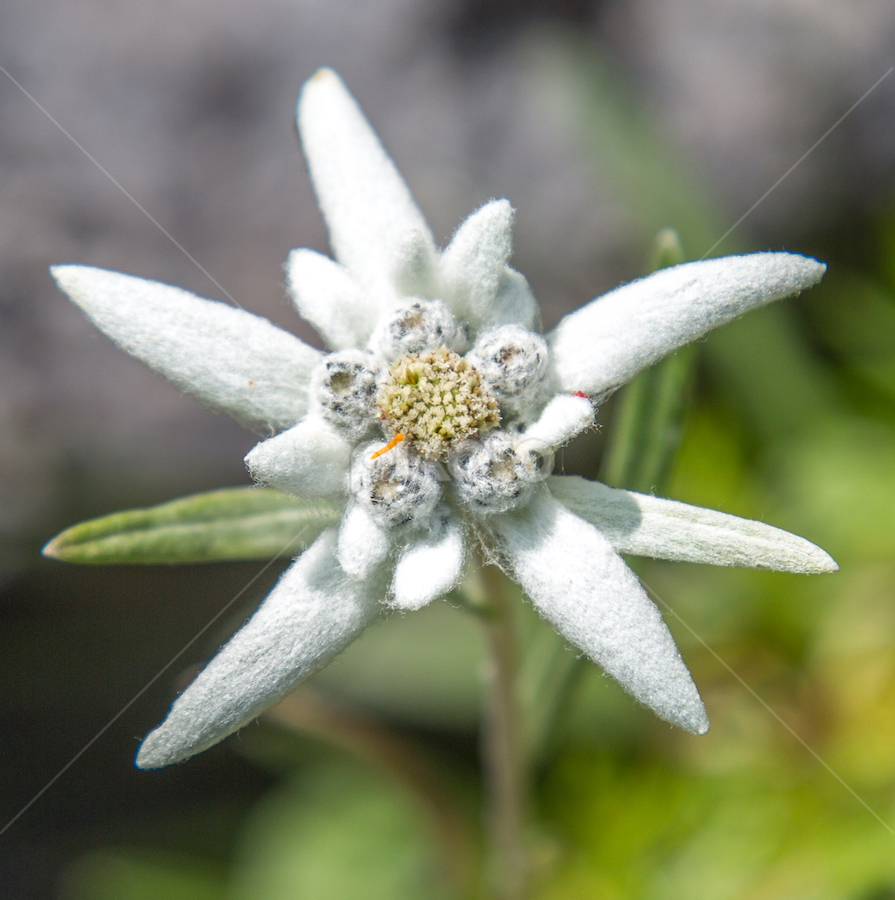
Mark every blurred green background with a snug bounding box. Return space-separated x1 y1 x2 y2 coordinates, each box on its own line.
2 0 895 897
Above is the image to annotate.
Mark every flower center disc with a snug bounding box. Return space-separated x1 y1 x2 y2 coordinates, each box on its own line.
377 349 500 459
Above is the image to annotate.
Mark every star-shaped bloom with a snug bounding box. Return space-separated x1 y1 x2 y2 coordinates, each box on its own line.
51 69 836 769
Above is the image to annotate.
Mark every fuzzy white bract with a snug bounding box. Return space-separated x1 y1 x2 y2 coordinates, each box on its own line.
51 69 836 769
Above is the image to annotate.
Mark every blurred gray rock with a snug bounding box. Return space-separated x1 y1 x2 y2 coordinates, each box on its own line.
0 0 892 552
604 0 895 234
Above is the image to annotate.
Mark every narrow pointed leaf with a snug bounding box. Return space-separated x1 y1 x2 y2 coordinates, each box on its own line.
52 265 320 433
486 488 709 734
601 227 694 493
136 530 385 768
441 199 514 329
286 248 377 351
43 488 342 564
297 68 435 299
549 253 826 397
549 475 838 573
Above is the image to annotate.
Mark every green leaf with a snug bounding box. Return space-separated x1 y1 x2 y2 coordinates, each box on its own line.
648 226 686 272
601 228 696 494
600 345 695 494
43 487 341 565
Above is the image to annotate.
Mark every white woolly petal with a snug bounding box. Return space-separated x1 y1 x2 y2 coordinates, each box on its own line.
485 267 539 332
390 516 465 611
286 249 378 350
297 68 436 300
245 417 352 498
487 488 709 735
520 394 594 455
392 229 440 300
135 529 384 768
52 265 321 433
337 503 393 579
549 476 838 574
440 199 514 332
549 253 826 396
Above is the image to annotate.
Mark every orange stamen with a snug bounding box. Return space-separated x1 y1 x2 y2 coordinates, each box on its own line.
371 433 405 460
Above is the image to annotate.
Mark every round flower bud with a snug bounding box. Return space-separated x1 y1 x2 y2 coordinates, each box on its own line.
350 442 442 528
310 350 382 439
466 325 550 422
370 299 466 361
448 433 543 517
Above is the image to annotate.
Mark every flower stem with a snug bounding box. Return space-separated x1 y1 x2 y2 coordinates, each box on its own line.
601 227 694 494
478 564 529 900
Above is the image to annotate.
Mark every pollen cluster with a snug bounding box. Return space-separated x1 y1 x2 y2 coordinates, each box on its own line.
377 349 500 459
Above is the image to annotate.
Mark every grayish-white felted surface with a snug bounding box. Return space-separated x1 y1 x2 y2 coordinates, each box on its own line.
521 394 594 455
440 199 514 332
548 476 838 573
486 268 540 333
298 68 435 303
336 503 392 579
245 416 352 498
51 265 320 434
487 488 708 734
136 529 384 768
286 249 377 351
438 200 539 334
390 517 466 610
548 253 826 397
59 65 840 772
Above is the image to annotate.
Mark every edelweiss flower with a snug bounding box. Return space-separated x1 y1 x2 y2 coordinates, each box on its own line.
51 69 836 769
